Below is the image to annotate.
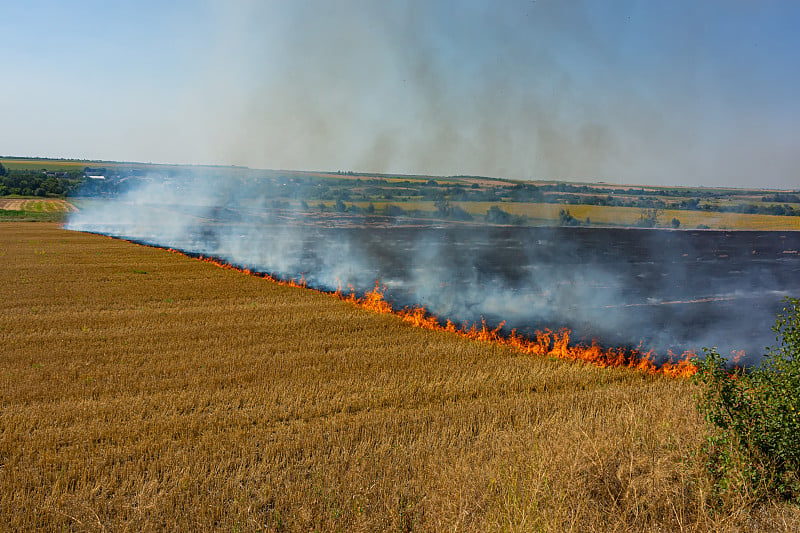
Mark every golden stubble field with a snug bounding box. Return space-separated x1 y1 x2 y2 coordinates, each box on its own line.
1 223 798 531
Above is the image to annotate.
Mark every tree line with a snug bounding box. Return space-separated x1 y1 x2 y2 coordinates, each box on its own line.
2 161 798 218
0 163 83 197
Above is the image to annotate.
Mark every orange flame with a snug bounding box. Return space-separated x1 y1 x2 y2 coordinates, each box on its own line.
138 241 698 378
349 283 698 377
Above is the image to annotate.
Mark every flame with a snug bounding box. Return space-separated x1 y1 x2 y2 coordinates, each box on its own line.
348 283 697 378
136 241 698 378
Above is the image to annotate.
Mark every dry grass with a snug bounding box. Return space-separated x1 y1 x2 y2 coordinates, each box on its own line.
1 223 798 531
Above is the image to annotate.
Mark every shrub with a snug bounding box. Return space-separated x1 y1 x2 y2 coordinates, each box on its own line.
694 297 800 502
450 205 473 221
383 204 406 217
636 207 661 227
558 208 579 226
486 205 512 224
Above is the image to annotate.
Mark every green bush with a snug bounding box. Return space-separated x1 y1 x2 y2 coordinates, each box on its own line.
486 205 512 224
557 208 579 226
694 297 800 502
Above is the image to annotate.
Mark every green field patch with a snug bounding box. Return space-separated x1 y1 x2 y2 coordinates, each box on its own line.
0 209 65 222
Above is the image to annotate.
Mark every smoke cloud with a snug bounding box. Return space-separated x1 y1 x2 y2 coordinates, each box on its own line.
66 174 800 365
5 2 799 188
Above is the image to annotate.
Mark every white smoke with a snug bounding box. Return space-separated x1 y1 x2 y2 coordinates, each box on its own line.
67 173 798 364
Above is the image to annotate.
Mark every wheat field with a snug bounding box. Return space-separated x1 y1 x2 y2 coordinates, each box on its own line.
1 223 798 531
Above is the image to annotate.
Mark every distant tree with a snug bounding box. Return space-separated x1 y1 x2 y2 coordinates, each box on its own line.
434 199 451 217
384 204 406 217
43 176 61 195
449 205 473 221
367 202 375 214
637 208 661 228
680 198 701 210
486 205 512 224
511 214 528 226
509 183 544 202
558 208 579 226
334 199 346 212
763 193 800 203
671 217 681 229
0 162 6 177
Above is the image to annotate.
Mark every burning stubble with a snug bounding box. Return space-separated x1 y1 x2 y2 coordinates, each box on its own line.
66 174 800 365
12 222 800 530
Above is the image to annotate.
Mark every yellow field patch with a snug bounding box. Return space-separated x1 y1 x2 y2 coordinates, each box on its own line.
0 158 88 171
0 198 77 212
551 204 800 230
336 201 800 230
0 198 25 210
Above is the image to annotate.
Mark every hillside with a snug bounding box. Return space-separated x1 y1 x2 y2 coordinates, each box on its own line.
3 157 800 230
2 223 798 530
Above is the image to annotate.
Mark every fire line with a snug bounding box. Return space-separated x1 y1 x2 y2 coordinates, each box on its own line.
108 234 699 379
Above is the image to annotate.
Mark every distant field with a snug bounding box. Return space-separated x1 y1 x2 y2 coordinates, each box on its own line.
2 223 798 530
8 196 797 231
4 156 800 230
509 203 800 230
0 198 76 212
0 157 239 174
0 198 75 221
327 200 800 230
0 158 89 171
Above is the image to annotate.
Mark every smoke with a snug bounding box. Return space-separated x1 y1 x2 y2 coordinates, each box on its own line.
137 1 797 188
213 1 637 181
66 174 800 365
4 3 800 188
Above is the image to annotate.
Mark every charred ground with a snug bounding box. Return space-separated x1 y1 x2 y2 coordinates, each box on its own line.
76 214 800 362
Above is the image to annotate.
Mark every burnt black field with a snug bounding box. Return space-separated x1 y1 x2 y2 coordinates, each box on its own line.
75 209 800 363
269 225 800 361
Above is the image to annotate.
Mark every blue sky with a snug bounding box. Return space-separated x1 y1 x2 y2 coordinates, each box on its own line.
2 1 799 188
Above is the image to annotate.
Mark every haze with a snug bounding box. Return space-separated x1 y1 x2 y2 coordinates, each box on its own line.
2 1 799 188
